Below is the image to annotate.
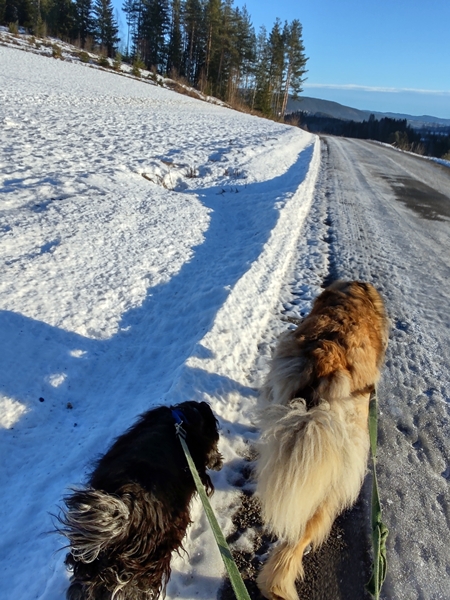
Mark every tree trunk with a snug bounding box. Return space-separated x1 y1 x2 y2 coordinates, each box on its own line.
281 64 292 118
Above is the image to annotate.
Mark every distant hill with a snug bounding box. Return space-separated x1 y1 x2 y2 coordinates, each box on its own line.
286 96 450 128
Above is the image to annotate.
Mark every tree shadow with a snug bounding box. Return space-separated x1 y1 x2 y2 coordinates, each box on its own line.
0 141 315 598
0 141 314 432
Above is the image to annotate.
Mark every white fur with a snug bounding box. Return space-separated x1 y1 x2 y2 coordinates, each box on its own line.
61 490 130 563
255 282 389 600
256 397 369 547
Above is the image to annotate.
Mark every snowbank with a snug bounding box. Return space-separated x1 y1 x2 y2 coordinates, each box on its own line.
0 45 318 599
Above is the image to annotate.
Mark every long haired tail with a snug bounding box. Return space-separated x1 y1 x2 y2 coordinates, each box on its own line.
256 399 369 546
57 489 131 563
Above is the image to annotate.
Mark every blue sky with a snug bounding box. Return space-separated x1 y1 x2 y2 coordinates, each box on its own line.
113 0 450 118
233 0 450 118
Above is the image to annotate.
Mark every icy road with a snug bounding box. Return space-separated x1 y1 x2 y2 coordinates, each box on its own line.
296 136 450 600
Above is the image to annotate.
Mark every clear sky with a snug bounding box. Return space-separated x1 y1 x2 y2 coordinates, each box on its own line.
113 0 450 118
233 0 450 118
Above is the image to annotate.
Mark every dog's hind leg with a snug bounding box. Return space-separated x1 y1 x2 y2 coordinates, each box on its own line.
257 539 305 600
257 505 335 600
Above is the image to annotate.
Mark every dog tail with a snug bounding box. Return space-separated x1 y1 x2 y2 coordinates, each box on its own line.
57 488 131 563
256 399 369 547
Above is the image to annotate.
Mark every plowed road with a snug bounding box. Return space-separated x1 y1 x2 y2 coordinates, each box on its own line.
314 137 450 600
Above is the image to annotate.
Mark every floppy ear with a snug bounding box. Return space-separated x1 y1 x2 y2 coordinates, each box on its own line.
176 401 219 438
197 402 219 430
198 401 213 417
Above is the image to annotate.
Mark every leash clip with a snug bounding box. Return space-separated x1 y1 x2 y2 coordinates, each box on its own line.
174 421 187 439
172 409 187 439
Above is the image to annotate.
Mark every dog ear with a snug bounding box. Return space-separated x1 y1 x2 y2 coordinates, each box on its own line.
198 401 213 416
176 401 219 436
197 402 220 430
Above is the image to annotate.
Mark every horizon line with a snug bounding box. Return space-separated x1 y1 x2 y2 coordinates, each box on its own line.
304 83 450 95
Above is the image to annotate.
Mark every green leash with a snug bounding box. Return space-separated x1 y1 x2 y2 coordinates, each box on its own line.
173 417 251 600
366 390 389 599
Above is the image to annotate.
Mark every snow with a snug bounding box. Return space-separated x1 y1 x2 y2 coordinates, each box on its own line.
1 40 450 600
375 140 450 169
0 44 318 599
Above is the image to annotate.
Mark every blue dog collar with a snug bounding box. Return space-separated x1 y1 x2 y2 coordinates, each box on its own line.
171 408 185 425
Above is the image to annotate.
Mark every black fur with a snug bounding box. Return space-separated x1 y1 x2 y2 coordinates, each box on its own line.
57 401 223 600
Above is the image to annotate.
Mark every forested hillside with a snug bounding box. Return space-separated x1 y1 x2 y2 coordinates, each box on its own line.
288 111 450 160
0 0 307 115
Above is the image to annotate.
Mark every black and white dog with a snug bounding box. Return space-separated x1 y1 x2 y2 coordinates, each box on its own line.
58 401 223 600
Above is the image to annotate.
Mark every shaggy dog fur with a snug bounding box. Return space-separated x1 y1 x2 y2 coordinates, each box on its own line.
57 401 223 600
256 281 389 600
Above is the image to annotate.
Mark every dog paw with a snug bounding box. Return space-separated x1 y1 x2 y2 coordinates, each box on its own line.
257 572 300 600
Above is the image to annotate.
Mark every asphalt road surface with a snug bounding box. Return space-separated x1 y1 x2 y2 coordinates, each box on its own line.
222 137 450 600
307 137 450 600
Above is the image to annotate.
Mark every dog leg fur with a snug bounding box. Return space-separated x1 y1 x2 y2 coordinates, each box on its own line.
257 396 371 600
257 504 336 600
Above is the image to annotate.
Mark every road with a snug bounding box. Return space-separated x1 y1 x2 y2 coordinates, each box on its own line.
221 137 450 600
314 137 450 600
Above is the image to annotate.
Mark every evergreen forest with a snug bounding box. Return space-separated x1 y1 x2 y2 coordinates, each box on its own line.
287 112 450 160
0 0 308 116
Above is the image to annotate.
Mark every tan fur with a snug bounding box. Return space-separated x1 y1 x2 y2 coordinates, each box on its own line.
256 281 389 600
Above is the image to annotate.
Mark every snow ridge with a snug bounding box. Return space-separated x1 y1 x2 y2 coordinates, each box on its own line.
0 45 319 600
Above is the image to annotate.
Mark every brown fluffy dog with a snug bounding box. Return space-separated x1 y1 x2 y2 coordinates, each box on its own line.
256 281 389 600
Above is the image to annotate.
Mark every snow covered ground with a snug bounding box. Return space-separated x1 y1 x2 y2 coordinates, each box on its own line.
1 41 450 600
0 45 319 599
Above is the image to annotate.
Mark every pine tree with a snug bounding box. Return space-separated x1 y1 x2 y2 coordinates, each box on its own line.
47 0 76 38
92 0 119 56
210 0 235 98
37 0 51 31
4 0 20 24
0 0 5 24
235 7 255 77
252 25 272 114
123 0 144 59
122 0 134 56
228 4 255 103
203 0 221 88
280 19 307 117
267 18 285 115
25 0 38 29
140 0 170 71
182 0 203 84
3 0 40 28
74 0 93 47
166 0 183 75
